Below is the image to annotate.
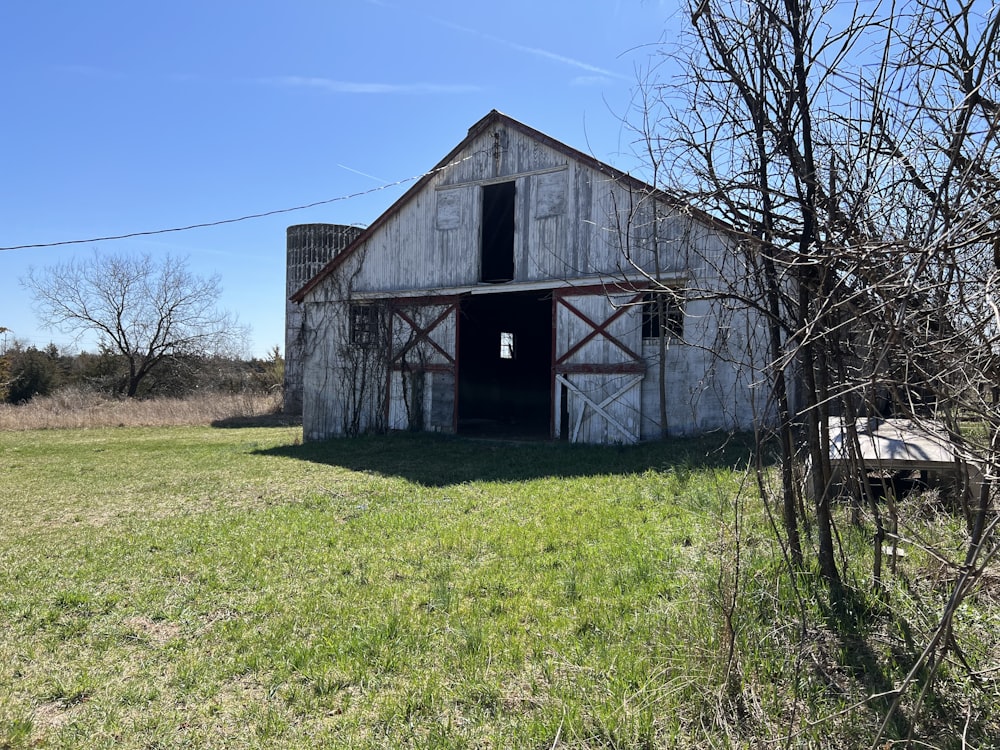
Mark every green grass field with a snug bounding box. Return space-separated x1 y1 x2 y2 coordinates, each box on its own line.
1 426 996 748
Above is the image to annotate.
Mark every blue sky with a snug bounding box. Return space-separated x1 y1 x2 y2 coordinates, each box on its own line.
1 1 682 357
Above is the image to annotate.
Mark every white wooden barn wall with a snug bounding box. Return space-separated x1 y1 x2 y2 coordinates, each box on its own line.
632 233 773 439
386 302 457 433
317 126 699 297
555 291 644 444
299 120 773 443
554 281 769 443
301 299 387 441
301 232 769 443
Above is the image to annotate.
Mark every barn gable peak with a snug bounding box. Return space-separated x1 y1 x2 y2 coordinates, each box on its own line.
289 110 724 303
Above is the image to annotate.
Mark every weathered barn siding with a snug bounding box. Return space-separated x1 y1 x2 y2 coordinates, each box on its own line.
386 301 457 433
554 291 644 443
313 126 687 298
301 298 387 441
630 227 773 439
387 371 456 432
294 111 773 444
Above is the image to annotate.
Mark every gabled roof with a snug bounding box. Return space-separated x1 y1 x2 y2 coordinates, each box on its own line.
290 109 728 303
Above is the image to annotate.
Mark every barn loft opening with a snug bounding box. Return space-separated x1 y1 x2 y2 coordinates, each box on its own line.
480 181 515 283
458 291 551 437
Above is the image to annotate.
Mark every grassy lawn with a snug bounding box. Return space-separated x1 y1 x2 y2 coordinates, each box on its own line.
0 426 996 748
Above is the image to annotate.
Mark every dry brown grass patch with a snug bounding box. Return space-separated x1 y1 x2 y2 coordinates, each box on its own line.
0 387 291 430
32 699 88 731
124 616 183 645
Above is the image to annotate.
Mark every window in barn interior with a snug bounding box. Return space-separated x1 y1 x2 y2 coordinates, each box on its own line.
349 304 380 347
641 292 684 340
480 181 515 282
499 331 516 360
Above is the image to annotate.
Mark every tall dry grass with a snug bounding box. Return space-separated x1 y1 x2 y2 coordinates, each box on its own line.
0 387 291 430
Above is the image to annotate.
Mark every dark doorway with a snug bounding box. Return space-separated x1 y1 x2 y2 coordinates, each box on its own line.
480 182 515 282
458 292 552 437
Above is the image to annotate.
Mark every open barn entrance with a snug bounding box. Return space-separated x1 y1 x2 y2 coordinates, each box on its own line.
458 291 552 438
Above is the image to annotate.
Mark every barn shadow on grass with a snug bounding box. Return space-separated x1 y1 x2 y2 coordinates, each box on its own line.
254 431 758 487
212 414 302 428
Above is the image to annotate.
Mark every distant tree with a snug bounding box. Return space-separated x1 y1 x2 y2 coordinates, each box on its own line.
2 343 60 403
24 252 247 398
253 346 285 392
0 329 11 397
70 346 122 393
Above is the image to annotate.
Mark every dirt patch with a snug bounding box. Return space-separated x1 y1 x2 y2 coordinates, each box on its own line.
125 616 182 644
33 697 88 731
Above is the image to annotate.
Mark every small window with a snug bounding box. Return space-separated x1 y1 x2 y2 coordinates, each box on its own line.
499 331 515 360
350 304 380 347
642 292 683 340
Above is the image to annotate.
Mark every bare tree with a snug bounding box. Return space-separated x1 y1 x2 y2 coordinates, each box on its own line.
24 251 245 397
623 0 999 569
613 0 1000 742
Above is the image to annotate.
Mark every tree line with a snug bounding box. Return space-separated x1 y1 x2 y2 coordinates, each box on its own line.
0 341 283 405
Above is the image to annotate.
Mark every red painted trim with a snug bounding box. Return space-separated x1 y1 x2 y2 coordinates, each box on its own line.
556 294 644 365
550 292 557 438
556 362 646 374
391 304 457 365
381 300 460 432
453 301 461 434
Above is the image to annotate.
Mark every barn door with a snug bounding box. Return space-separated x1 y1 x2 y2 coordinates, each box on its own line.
386 297 460 433
554 289 645 444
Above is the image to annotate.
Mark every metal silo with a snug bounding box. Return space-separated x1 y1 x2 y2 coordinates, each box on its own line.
284 223 363 414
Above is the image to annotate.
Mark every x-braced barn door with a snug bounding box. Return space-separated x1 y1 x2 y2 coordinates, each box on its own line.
386 297 460 433
554 288 645 443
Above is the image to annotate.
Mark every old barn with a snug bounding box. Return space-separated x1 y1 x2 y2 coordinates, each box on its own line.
289 110 771 444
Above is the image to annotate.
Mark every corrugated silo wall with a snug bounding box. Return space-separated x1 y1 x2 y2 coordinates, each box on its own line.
284 223 363 414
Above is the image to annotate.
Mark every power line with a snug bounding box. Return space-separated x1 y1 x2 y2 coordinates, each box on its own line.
0 177 412 252
0 153 480 252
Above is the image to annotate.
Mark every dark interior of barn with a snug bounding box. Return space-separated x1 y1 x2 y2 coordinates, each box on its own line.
480 181 516 283
457 291 552 437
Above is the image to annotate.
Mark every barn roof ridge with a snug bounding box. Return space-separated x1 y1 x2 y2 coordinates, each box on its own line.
290 110 730 303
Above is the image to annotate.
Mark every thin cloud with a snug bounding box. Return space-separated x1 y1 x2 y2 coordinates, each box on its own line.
338 164 387 183
262 76 480 95
503 40 626 80
433 18 628 81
